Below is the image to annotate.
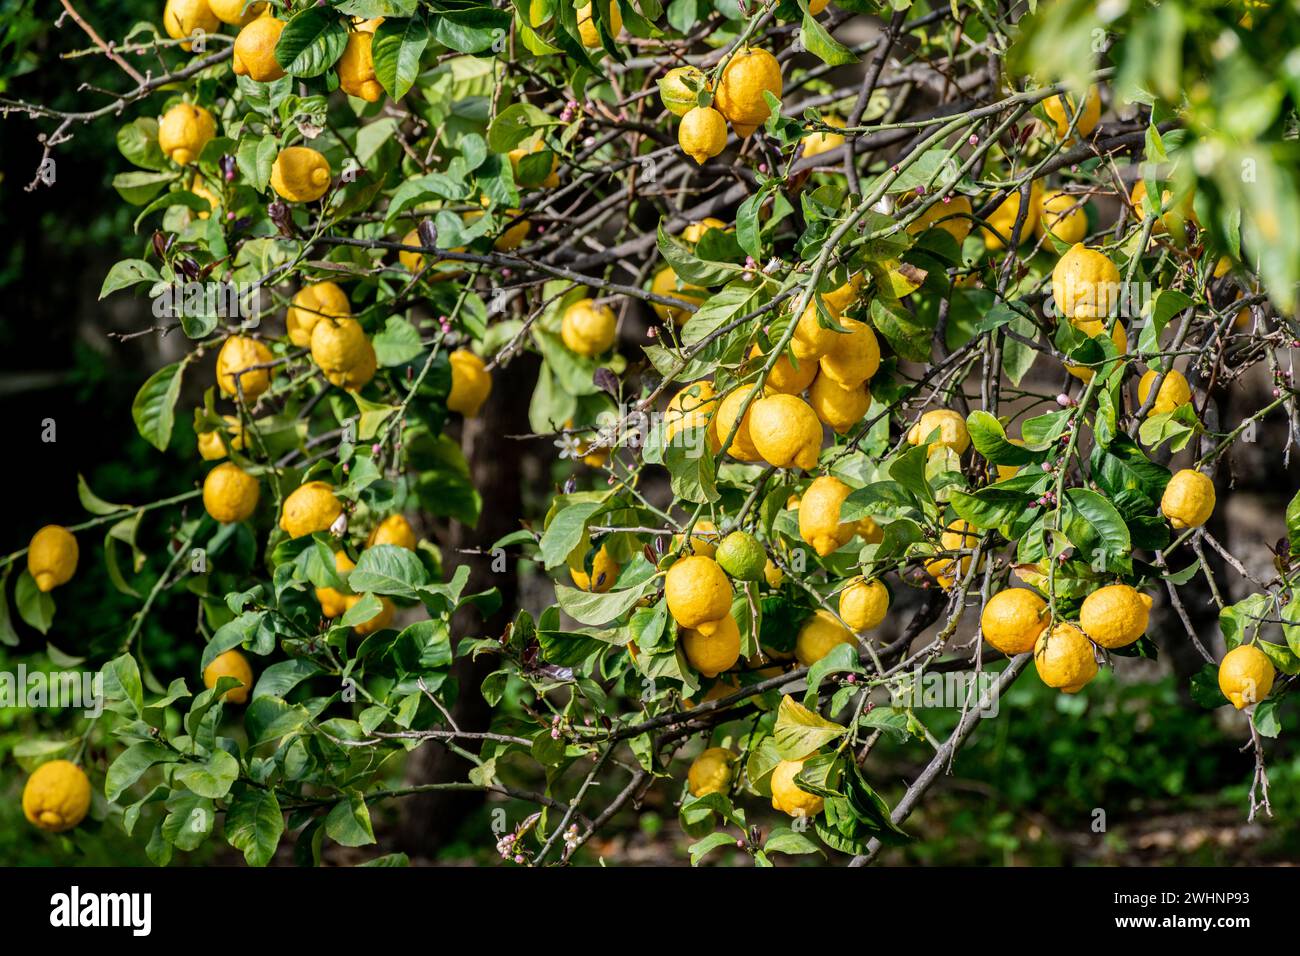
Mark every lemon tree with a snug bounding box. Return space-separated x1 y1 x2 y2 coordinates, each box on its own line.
2 0 1299 866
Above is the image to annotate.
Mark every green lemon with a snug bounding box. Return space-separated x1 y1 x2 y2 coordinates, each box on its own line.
716 531 767 582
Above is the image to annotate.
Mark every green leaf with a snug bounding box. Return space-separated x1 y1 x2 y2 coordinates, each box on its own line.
275 6 348 77
663 432 719 504
348 544 429 599
798 7 856 66
112 170 176 205
100 258 161 299
1063 487 1131 558
540 500 605 570
173 749 240 800
487 102 556 153
870 296 931 363
102 653 145 714
15 571 54 634
131 359 188 452
325 791 377 846
105 741 176 802
688 831 736 865
966 411 1036 465
225 785 285 867
555 578 656 626
116 117 168 171
372 15 429 99
371 316 424 366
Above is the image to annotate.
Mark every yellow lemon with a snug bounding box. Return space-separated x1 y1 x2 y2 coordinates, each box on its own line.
208 0 265 25
191 173 221 218
1034 623 1098 693
164 0 219 51
202 462 260 524
569 543 619 592
797 609 858 666
204 649 254 704
680 218 728 243
197 415 243 460
659 66 709 117
316 550 355 618
1051 243 1121 322
908 194 973 244
287 281 351 348
368 514 416 550
1035 189 1087 244
651 266 706 325
576 0 621 46
508 140 560 189
798 475 855 556
983 181 1042 250
750 343 817 395
687 747 735 797
338 28 383 102
715 386 765 462
1064 319 1126 383
801 117 845 159
672 520 718 558
217 336 274 400
560 298 617 356
839 578 888 632
271 146 332 203
748 393 823 471
448 349 493 416
1218 644 1275 709
463 197 531 251
678 105 728 165
346 594 395 635
1137 368 1191 416
770 759 824 818
1161 469 1215 530
907 409 969 455
22 760 91 832
996 438 1025 481
158 102 215 166
231 14 286 81
924 519 983 588
1079 584 1152 649
280 481 343 538
682 613 742 677
1042 85 1101 141
27 525 78 592
1129 179 1197 236
715 47 782 139
311 317 377 391
980 587 1047 655
665 381 721 453
665 555 734 633
763 558 784 588
791 298 847 361
817 316 880 389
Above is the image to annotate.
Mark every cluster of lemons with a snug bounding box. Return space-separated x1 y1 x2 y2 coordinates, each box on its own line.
663 47 784 165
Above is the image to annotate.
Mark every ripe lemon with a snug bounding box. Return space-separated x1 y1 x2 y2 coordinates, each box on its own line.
763 558 784 588
1137 368 1191 415
1042 85 1101 141
925 519 983 588
463 196 531 251
995 438 1026 481
678 106 728 165
560 298 617 356
682 613 742 677
672 520 718 558
1232 290 1252 330
808 373 869 434
164 0 219 51
857 516 883 544
280 481 342 538
715 386 765 462
748 394 823 471
1051 243 1121 322
271 146 332 203
208 0 265 25
983 181 1042 250
659 66 709 117
508 140 561 189
1161 469 1215 530
191 174 221 218
665 381 721 453
368 514 416 550
791 298 845 361
231 14 286 81
1035 189 1087 244
651 266 706 324
287 281 351 348
204 649 253 704
796 609 856 666
1034 623 1098 693
750 343 817 395
818 316 880 389
665 555 734 633
216 335 274 400
680 218 729 243
347 594 395 635
569 543 619 592
27 525 78 592
687 748 735 797
203 462 260 523
1218 644 1275 709
716 530 767 582
798 475 856 556
576 0 621 46
1130 180 1198 236
1064 319 1126 382
158 103 215 166
448 349 493 416
907 409 969 455
840 578 888 632
980 587 1047 655
770 759 824 817
22 760 91 832
338 27 383 102
311 317 377 391
808 0 830 12
1079 584 1152 649
821 274 863 313
197 415 244 460
715 47 782 138
908 195 973 244
801 117 845 159
316 550 355 618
